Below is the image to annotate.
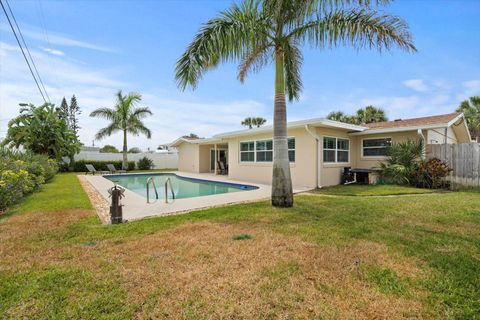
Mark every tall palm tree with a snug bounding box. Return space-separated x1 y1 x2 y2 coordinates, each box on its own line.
356 105 388 124
253 117 267 127
456 96 480 142
175 0 416 207
90 91 153 170
241 117 255 128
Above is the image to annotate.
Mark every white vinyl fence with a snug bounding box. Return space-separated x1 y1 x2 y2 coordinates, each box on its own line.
426 143 480 188
74 151 178 169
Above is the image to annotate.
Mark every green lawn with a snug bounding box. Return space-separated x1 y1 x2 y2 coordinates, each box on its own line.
1 174 479 319
313 184 439 196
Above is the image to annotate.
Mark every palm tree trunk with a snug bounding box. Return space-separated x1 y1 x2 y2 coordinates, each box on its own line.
122 129 128 170
271 46 293 207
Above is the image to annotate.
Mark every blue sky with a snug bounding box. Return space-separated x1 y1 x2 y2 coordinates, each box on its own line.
1 0 479 150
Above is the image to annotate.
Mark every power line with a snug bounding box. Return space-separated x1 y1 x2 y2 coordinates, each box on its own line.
4 0 51 102
0 0 48 103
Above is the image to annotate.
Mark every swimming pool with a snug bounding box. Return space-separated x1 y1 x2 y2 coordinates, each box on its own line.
104 173 258 200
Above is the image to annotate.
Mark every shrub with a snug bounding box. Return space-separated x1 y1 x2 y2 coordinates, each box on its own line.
379 141 451 189
72 160 135 172
414 158 452 189
137 157 154 170
0 148 58 211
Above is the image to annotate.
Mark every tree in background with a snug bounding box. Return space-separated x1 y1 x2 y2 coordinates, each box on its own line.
99 145 119 153
182 133 200 139
57 97 69 125
90 91 153 170
355 105 387 124
456 96 480 142
175 0 415 207
327 106 388 125
128 147 142 153
1 103 80 160
242 117 267 128
69 95 81 137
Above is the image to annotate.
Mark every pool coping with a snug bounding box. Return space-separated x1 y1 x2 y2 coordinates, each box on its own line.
81 171 311 223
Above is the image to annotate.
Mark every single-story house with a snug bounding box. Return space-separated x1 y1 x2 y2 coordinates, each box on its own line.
170 112 471 189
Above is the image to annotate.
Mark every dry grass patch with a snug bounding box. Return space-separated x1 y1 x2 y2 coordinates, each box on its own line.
92 221 424 319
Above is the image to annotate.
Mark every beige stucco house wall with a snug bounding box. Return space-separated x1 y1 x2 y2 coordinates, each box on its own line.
171 112 471 189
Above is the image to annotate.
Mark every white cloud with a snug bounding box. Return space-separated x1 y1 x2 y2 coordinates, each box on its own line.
0 24 114 53
402 79 429 92
41 47 65 56
0 40 267 150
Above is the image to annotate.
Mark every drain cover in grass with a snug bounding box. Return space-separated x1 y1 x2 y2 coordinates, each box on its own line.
232 234 252 241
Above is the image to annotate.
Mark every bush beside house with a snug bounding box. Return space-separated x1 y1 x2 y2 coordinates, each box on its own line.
0 149 58 211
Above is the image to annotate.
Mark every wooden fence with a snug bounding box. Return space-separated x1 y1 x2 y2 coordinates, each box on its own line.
426 143 480 188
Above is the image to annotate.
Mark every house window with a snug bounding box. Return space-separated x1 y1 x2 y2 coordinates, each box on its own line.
362 138 392 157
256 140 273 162
240 141 255 162
288 138 295 162
239 138 296 163
323 137 349 163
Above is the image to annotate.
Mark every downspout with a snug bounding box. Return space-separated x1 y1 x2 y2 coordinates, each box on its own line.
305 125 322 188
417 129 426 159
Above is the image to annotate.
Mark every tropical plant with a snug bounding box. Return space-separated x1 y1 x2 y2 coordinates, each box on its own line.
414 158 451 189
1 103 80 160
327 106 387 125
355 105 388 124
326 111 357 124
90 91 153 170
379 139 423 185
175 0 416 207
57 97 69 125
137 156 154 170
99 145 119 153
0 148 58 211
456 96 480 142
242 117 267 128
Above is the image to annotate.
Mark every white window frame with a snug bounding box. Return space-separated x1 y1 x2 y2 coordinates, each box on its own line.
361 137 392 158
239 137 295 163
239 141 255 163
322 136 350 164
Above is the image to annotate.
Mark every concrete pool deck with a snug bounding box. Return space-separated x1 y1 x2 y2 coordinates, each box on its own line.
82 171 312 222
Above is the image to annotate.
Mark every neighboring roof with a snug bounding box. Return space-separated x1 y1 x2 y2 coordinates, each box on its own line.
169 112 469 145
365 112 461 130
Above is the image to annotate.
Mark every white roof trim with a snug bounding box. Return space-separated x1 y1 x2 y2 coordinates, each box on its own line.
349 123 450 135
212 118 366 139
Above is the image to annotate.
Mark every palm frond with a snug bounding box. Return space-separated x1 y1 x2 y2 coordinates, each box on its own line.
130 107 153 119
175 0 269 90
237 45 272 83
95 123 120 140
89 107 117 120
288 8 417 53
282 39 303 101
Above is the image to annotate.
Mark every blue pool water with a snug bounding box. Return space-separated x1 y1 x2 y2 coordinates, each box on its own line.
104 173 258 199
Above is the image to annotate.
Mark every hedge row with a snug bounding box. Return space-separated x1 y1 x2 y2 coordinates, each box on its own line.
72 160 135 172
1 149 58 211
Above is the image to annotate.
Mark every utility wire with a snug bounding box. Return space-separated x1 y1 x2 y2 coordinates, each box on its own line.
4 0 51 102
0 0 48 103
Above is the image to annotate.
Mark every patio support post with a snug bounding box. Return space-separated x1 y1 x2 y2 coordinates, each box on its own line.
214 144 218 175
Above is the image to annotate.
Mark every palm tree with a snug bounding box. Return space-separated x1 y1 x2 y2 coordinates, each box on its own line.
90 91 153 170
456 96 480 142
242 116 267 128
356 105 388 124
175 0 416 207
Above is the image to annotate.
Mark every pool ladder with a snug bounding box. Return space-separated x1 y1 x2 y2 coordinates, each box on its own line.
146 177 175 204
146 177 158 203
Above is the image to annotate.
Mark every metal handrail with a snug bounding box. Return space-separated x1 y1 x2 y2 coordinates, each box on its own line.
165 177 175 203
146 177 158 203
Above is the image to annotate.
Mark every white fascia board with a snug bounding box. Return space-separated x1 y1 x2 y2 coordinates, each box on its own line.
349 124 450 135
